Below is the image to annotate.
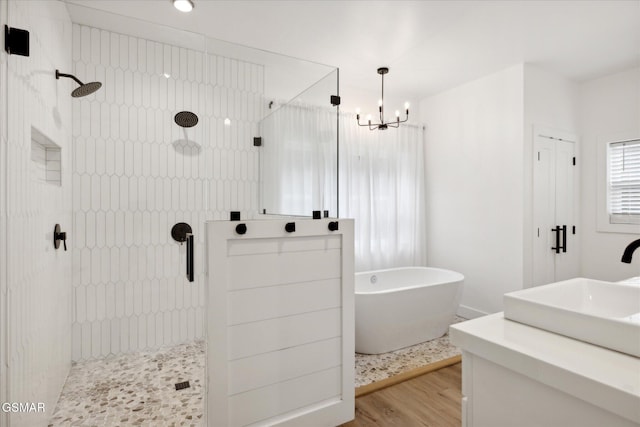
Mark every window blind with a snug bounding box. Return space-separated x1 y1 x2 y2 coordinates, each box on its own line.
609 139 640 223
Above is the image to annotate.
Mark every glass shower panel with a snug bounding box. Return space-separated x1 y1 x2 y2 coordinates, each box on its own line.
259 68 339 217
204 37 339 219
4 1 75 425
0 3 8 426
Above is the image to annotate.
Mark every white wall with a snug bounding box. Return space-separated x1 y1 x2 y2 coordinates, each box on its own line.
3 1 73 425
523 64 580 287
579 68 640 281
420 64 524 317
71 24 264 361
420 63 638 316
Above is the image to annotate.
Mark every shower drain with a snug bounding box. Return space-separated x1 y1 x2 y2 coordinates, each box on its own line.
175 381 191 391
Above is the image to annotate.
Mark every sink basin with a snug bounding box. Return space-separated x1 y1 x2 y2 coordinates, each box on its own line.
504 278 640 357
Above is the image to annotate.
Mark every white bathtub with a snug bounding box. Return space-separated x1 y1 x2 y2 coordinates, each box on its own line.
355 267 464 354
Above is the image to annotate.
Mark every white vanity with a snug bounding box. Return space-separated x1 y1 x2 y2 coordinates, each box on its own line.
450 278 640 427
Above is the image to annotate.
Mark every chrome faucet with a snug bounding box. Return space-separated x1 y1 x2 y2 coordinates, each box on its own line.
621 239 640 263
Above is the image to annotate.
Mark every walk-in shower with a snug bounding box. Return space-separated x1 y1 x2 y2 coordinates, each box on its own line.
55 69 102 97
2 2 338 425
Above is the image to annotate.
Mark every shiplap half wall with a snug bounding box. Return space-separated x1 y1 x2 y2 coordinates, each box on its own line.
71 24 264 361
207 218 355 426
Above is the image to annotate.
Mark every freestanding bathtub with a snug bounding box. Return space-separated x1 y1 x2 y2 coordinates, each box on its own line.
355 267 464 354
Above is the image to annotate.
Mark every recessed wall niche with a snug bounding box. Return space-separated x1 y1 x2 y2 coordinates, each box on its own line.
31 127 61 186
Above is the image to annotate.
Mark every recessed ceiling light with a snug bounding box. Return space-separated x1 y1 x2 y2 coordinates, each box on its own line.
173 0 194 13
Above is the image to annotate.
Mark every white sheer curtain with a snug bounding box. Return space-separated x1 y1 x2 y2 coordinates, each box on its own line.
260 105 426 271
339 115 426 271
260 102 337 216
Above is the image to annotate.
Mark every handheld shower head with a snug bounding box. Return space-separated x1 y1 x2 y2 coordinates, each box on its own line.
55 69 102 97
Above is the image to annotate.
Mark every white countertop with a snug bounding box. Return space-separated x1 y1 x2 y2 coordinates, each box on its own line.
450 313 640 424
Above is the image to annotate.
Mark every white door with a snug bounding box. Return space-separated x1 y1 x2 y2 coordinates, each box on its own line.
533 128 579 286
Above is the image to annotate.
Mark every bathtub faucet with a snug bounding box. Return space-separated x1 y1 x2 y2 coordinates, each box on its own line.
621 239 640 263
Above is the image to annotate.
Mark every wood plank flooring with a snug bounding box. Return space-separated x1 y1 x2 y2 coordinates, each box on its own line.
342 363 462 427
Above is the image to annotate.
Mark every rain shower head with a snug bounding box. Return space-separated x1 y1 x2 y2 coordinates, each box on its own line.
71 81 102 98
55 69 102 98
174 111 199 128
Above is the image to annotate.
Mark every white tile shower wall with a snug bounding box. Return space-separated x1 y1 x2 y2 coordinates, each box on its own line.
4 1 74 426
71 24 263 361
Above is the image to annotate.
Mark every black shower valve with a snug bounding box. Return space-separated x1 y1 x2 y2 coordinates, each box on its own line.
328 221 339 231
285 222 296 233
53 224 67 251
171 222 192 244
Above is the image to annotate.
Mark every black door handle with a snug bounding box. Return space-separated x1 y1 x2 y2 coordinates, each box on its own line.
551 225 567 254
551 226 561 254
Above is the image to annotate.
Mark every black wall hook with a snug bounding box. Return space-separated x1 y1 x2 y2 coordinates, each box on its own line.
285 222 296 233
235 224 247 235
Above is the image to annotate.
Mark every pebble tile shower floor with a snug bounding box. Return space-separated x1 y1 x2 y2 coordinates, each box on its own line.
49 318 464 426
48 341 204 426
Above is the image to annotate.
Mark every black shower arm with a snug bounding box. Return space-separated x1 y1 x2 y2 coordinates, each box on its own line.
55 70 84 86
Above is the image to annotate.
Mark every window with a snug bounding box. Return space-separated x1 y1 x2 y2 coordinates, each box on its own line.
608 139 640 224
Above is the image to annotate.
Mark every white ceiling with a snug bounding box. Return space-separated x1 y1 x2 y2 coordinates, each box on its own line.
64 0 640 107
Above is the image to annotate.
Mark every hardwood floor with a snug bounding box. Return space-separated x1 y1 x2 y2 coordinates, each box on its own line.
343 363 462 427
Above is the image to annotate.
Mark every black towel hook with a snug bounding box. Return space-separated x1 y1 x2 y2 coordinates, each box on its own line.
235 224 247 235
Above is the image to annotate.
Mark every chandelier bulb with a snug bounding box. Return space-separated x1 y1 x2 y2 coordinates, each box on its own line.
378 99 383 107
395 110 400 117
366 114 372 122
355 107 361 114
404 102 410 110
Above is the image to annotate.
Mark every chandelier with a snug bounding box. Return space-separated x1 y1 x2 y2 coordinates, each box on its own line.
356 67 409 130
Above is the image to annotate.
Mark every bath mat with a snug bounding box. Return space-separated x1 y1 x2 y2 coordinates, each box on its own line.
354 316 465 389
